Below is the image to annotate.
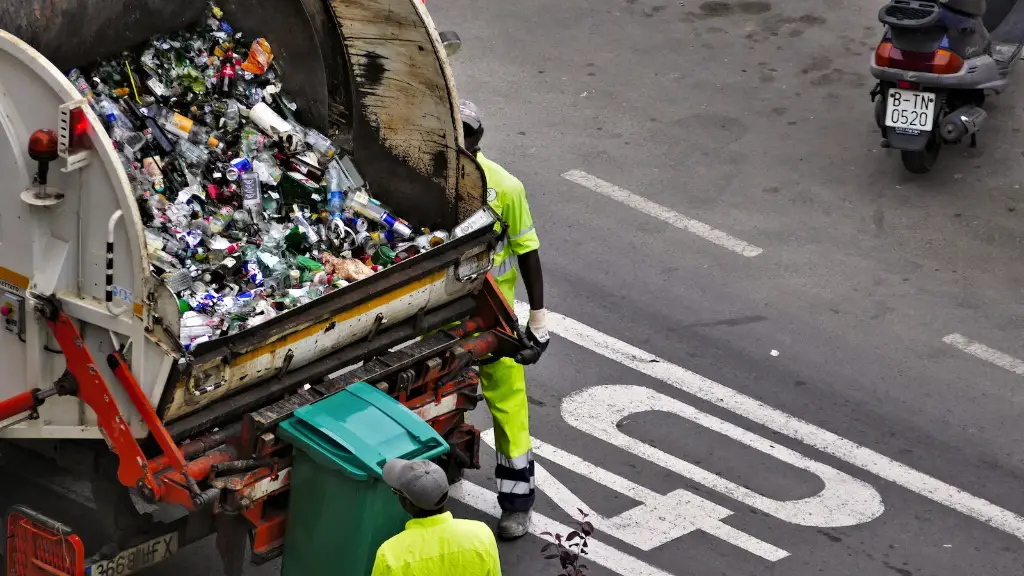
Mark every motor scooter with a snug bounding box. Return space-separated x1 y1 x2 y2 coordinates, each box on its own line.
870 0 1024 173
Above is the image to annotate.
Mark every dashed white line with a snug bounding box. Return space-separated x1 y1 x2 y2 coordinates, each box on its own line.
514 302 1024 543
561 169 763 257
943 333 1024 376
449 480 674 576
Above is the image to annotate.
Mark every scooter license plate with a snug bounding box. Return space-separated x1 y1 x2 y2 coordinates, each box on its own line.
885 88 936 132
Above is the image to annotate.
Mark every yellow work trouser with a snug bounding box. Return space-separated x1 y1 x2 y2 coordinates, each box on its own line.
481 269 535 512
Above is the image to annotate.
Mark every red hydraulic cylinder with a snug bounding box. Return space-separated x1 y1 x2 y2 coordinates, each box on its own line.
0 390 40 421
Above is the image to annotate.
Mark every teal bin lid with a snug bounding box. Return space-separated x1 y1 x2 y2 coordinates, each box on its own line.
278 382 450 481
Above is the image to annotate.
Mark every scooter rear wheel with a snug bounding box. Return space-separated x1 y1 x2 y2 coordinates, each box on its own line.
900 139 941 174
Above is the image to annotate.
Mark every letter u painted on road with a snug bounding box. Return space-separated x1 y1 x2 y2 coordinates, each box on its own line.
561 385 885 528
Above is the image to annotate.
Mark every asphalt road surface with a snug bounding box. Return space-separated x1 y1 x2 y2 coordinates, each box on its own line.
5 0 1024 575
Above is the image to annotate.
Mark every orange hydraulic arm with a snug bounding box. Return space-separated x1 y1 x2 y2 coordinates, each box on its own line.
0 296 223 510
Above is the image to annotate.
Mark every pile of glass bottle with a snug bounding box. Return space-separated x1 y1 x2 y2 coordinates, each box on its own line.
69 3 451 350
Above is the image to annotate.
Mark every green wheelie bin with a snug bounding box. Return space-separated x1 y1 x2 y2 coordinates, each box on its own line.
278 382 450 576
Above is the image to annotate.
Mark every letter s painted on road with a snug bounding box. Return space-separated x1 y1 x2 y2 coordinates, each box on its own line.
562 385 885 528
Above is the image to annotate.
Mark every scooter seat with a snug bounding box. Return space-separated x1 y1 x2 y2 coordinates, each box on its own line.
990 0 1024 43
944 0 987 18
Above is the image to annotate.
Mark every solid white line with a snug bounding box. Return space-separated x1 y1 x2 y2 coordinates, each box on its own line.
449 480 675 576
561 169 763 257
943 333 1024 376
514 302 1024 542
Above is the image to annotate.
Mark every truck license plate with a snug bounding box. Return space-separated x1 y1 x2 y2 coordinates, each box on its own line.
885 88 936 132
86 532 178 576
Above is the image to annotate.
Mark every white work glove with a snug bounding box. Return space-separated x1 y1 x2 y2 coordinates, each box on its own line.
527 308 550 344
515 308 549 366
528 307 552 360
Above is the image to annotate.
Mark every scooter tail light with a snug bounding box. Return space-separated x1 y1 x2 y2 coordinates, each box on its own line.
931 49 965 74
875 41 964 75
875 41 895 67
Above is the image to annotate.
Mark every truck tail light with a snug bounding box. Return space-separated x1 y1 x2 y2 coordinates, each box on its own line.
58 103 93 172
875 41 964 74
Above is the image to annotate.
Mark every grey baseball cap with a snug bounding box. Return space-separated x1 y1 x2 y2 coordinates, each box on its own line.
459 99 482 132
383 459 449 511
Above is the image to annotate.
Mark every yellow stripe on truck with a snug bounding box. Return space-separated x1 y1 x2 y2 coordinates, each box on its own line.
0 266 30 291
232 269 446 365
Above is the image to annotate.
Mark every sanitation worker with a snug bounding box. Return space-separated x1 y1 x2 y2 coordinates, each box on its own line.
460 100 550 539
372 459 502 575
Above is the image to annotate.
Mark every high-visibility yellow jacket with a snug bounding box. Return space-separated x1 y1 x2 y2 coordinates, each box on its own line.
371 511 502 576
477 152 540 302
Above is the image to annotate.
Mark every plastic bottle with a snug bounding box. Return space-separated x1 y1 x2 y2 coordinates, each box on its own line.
180 324 214 346
161 234 187 258
326 162 345 218
125 101 175 155
144 229 165 251
176 139 209 168
240 245 264 286
253 152 283 185
291 209 320 244
240 127 268 157
156 108 223 150
94 97 134 133
207 235 241 259
219 60 237 96
163 268 193 293
222 99 241 131
261 223 289 253
344 189 413 239
305 128 337 160
240 171 262 213
209 206 234 234
149 247 181 270
68 69 95 104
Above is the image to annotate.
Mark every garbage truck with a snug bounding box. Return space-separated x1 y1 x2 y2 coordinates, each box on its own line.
0 0 535 574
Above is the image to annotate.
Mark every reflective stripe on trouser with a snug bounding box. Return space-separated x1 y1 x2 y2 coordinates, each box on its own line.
481 267 534 512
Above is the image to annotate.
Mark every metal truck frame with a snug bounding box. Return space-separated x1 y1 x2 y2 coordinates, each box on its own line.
1 275 527 576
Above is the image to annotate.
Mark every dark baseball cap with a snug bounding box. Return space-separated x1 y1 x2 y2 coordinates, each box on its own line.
383 459 449 511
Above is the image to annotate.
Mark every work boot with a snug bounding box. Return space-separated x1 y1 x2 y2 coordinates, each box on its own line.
496 509 532 540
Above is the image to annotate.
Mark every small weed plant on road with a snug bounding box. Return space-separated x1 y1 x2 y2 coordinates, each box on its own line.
540 509 594 576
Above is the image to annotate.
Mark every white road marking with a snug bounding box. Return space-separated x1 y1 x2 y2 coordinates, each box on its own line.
449 480 675 576
481 428 790 560
561 169 764 257
562 385 884 528
514 302 1024 542
942 333 1024 376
